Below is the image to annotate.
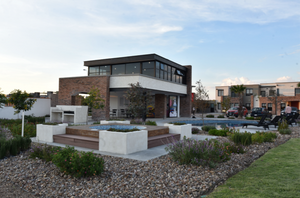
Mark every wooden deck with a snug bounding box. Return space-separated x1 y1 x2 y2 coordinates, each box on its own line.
53 134 99 150
148 133 180 149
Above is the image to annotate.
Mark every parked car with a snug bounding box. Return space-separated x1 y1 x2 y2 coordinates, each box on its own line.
281 107 299 116
226 107 248 117
250 107 272 118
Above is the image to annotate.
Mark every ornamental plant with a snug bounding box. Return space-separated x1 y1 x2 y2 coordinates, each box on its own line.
192 127 200 134
145 120 157 126
29 144 62 162
251 132 277 144
52 146 105 178
279 129 292 135
278 119 289 130
208 129 228 136
165 137 231 168
201 125 216 132
229 131 252 146
206 114 214 118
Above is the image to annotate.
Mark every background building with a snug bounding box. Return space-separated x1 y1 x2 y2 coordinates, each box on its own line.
215 82 300 115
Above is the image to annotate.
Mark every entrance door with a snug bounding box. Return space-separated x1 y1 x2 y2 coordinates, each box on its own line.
210 103 214 112
291 101 299 108
168 96 178 117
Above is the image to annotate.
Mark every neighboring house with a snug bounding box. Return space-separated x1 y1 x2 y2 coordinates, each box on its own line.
57 54 192 120
215 82 300 115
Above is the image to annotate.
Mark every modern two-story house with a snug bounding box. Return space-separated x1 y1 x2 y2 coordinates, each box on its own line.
57 54 192 120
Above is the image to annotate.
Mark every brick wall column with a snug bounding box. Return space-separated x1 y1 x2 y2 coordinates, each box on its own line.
155 94 166 118
180 65 192 117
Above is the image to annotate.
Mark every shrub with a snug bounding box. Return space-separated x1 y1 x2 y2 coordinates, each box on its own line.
251 132 277 144
130 119 143 125
93 121 100 124
107 118 125 121
229 131 252 146
223 142 246 154
206 114 214 118
208 129 228 136
171 122 186 125
228 117 235 119
107 127 139 132
0 136 31 159
165 137 231 168
7 123 36 137
202 125 216 132
192 128 200 134
24 115 45 124
279 129 292 135
278 119 289 130
245 117 255 120
52 146 105 178
217 115 225 118
29 144 62 162
145 120 157 126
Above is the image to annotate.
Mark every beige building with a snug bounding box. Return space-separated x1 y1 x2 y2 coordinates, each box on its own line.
215 82 300 115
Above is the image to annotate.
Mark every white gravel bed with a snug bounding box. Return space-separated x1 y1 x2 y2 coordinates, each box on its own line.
0 126 299 197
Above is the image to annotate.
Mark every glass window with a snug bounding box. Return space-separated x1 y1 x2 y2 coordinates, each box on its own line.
142 62 154 77
160 70 164 79
156 70 160 78
234 103 239 106
156 61 160 70
281 103 286 110
246 103 250 110
246 88 253 96
268 103 272 111
262 103 266 108
295 88 300 95
169 96 178 117
172 68 176 82
168 73 171 81
176 75 180 83
99 65 110 75
261 91 266 97
125 63 140 74
218 90 224 96
230 103 234 108
164 71 167 80
112 64 125 75
217 103 221 109
89 66 99 76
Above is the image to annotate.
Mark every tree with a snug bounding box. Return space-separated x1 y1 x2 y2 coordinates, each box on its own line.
231 84 246 119
220 96 231 113
193 80 209 125
297 82 300 87
125 82 152 122
81 86 105 119
0 88 7 109
7 89 36 137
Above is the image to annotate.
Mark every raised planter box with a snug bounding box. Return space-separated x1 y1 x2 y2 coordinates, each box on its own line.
36 124 68 142
100 120 131 124
99 130 147 154
164 123 192 140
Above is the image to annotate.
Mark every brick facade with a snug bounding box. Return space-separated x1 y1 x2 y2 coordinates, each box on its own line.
155 94 167 118
179 65 192 117
259 95 300 115
58 76 110 120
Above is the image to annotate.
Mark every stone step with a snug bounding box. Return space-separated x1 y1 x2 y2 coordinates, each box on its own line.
147 133 180 149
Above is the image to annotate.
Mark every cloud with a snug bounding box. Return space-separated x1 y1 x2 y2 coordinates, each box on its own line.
289 49 300 55
221 77 253 86
276 76 294 82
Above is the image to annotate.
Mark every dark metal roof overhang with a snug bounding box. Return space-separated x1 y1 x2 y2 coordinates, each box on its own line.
84 54 187 71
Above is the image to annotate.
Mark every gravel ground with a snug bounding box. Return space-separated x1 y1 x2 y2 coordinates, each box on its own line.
0 126 299 197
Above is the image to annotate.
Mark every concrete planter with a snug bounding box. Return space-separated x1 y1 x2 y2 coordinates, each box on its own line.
164 123 192 140
99 130 147 154
100 120 131 124
36 123 68 142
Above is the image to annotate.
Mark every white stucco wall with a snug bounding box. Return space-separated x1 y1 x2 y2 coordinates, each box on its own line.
110 75 187 94
0 98 51 119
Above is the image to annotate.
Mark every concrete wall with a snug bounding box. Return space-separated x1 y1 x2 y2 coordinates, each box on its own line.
0 98 50 119
110 75 187 94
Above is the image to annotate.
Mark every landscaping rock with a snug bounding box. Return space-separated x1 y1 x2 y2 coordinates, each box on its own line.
0 126 299 197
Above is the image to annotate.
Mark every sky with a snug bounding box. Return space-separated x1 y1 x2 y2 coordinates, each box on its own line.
0 0 299 99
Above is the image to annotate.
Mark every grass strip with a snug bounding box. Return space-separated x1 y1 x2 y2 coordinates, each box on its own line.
208 138 300 198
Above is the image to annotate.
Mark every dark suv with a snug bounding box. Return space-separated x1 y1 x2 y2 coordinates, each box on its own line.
250 107 272 118
281 107 299 116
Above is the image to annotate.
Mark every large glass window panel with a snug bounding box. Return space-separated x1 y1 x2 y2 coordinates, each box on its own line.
156 70 160 78
160 63 165 70
142 62 154 76
156 61 160 70
172 68 176 82
164 71 167 80
125 63 140 74
168 73 171 81
176 75 180 83
89 66 99 73
169 96 178 117
99 65 110 75
160 70 164 79
112 64 125 75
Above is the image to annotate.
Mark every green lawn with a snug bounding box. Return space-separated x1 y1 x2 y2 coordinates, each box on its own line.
208 138 300 198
